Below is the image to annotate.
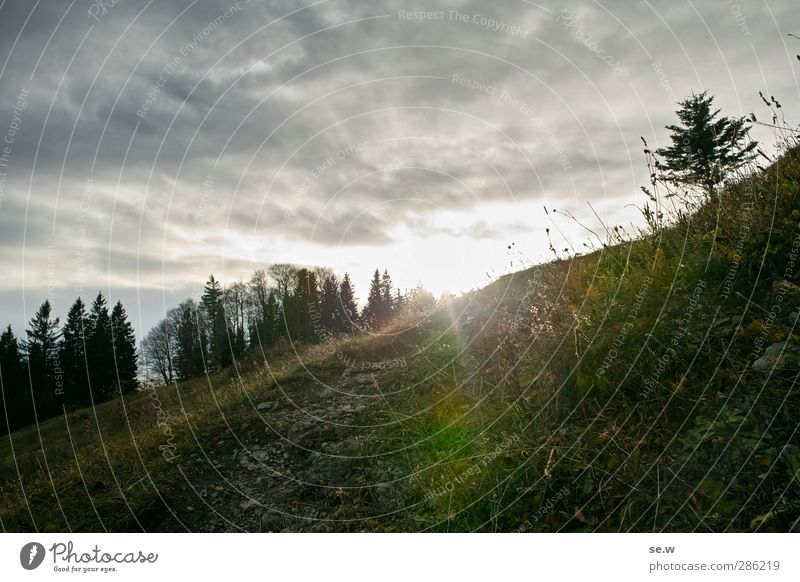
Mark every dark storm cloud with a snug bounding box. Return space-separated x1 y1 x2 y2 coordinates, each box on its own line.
0 0 797 334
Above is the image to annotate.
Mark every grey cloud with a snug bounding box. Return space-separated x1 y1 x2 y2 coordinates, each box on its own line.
0 0 797 332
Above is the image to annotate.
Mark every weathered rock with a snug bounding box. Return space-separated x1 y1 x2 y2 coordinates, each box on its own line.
752 341 799 371
257 401 274 411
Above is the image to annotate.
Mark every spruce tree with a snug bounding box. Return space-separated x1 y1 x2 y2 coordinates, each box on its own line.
60 297 90 406
251 290 279 349
655 91 757 198
381 269 394 318
319 274 340 333
111 301 138 394
338 273 359 333
362 269 384 329
87 292 114 402
25 300 61 417
1 325 29 433
201 275 227 370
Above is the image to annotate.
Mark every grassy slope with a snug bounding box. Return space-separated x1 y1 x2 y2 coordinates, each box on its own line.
2 147 800 532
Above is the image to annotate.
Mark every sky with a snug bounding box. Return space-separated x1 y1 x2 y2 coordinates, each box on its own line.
0 0 797 339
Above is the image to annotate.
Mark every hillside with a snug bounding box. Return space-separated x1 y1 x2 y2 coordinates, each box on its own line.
2 145 800 532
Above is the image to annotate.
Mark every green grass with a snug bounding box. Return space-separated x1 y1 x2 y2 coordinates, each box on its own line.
3 147 800 531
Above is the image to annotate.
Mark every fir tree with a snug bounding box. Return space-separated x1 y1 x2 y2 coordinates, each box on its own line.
25 300 61 417
655 91 757 198
201 275 227 370
87 292 114 402
362 269 384 329
251 290 279 349
60 297 90 406
111 301 138 394
381 269 394 317
319 274 340 332
338 273 359 333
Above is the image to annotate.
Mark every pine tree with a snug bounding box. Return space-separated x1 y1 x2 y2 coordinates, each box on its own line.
655 91 757 198
338 273 359 333
60 297 90 406
25 300 61 417
87 292 114 402
201 275 227 370
111 301 138 394
1 325 29 433
319 274 340 332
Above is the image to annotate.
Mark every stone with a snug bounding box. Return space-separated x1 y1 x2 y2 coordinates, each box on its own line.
257 401 274 411
752 341 798 371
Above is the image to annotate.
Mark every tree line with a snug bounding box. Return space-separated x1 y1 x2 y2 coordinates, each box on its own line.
141 265 435 385
0 293 138 434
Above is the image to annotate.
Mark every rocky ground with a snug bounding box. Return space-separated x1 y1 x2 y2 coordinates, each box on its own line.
141 365 417 532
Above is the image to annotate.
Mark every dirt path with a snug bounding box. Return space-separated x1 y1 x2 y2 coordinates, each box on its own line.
141 367 416 532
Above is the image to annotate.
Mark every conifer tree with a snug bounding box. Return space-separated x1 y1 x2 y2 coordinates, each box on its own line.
381 269 394 317
1 325 29 433
60 297 90 406
655 91 757 198
362 269 384 329
201 275 227 370
25 300 61 416
111 301 138 394
319 274 340 332
87 292 114 402
338 273 359 333
251 290 280 349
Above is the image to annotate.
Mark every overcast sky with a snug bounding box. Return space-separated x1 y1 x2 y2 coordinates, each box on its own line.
0 0 797 338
